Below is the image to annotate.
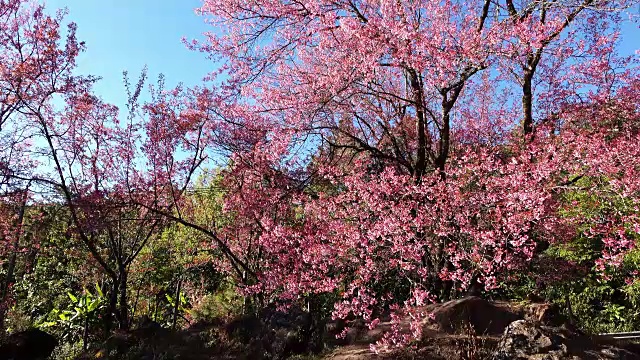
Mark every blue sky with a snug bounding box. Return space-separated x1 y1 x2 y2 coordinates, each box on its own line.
46 0 214 108
44 0 639 110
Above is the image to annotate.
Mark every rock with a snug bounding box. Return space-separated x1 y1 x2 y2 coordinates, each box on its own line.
522 302 567 327
492 320 640 360
133 315 165 338
431 296 521 335
325 318 368 346
0 328 58 360
491 320 573 360
225 306 320 359
261 306 320 358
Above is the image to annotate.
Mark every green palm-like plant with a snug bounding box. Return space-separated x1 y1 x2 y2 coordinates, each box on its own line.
37 283 106 350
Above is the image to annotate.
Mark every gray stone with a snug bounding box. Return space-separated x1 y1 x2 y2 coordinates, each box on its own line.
492 320 640 360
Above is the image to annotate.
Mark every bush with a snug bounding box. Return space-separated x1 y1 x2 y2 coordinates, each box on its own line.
190 283 244 323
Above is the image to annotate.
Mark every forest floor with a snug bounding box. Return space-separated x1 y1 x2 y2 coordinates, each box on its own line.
77 297 640 360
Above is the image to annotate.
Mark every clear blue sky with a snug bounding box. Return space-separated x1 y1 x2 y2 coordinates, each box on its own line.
46 0 214 108
44 0 638 109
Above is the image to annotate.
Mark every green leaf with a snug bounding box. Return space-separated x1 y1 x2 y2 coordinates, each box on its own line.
87 300 99 312
68 292 78 303
95 283 104 297
84 286 93 298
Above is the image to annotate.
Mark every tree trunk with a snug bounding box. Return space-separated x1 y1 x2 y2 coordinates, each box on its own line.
565 294 575 326
104 278 118 336
172 277 182 331
407 68 428 182
131 277 143 321
522 70 534 136
118 267 129 330
153 292 160 321
83 314 89 351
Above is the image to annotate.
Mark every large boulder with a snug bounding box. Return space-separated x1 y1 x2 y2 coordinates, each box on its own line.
492 320 640 360
428 296 571 336
431 296 521 335
0 328 58 360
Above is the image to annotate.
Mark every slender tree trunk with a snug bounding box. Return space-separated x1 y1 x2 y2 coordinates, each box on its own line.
565 294 575 326
118 266 129 330
522 70 534 136
172 277 182 331
83 314 89 351
407 68 428 182
131 277 143 322
436 109 451 179
242 296 247 316
104 278 118 336
153 292 160 321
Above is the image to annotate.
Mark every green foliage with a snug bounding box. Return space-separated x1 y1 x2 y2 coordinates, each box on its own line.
7 205 99 331
50 340 84 360
6 169 638 355
4 306 31 334
563 278 639 333
191 281 244 322
500 174 640 334
37 285 106 343
552 176 640 333
123 170 233 328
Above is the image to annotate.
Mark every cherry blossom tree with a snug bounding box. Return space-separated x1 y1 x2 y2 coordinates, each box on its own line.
0 0 91 330
163 0 640 347
0 0 167 332
3 0 639 349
